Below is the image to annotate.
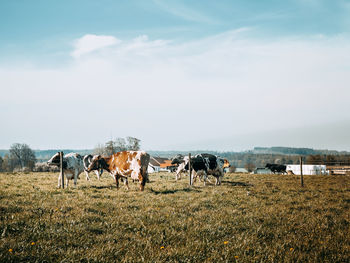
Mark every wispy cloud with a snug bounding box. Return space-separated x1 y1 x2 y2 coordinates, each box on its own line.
152 0 219 24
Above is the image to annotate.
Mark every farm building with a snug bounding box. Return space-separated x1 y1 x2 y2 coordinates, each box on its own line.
326 166 350 175
235 168 249 173
252 168 273 174
286 165 327 175
148 157 174 173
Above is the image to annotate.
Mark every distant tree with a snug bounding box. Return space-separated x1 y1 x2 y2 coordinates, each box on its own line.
126 137 141 151
105 140 116 156
93 143 106 155
306 155 323 164
115 138 127 152
9 143 36 171
2 154 10 172
244 163 256 172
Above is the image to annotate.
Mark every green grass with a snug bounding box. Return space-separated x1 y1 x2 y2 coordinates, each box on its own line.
0 172 349 262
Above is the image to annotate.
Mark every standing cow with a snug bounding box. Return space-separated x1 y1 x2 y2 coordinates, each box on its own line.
172 153 230 185
171 154 189 180
47 152 104 188
83 154 104 180
87 151 150 191
47 152 85 188
265 163 287 174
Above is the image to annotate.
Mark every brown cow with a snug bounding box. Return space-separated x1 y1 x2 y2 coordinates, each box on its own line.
87 151 150 191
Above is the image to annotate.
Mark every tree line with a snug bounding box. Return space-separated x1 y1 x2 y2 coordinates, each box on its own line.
0 143 36 172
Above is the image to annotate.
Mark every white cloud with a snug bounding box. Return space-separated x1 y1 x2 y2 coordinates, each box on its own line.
1 31 350 150
71 34 121 58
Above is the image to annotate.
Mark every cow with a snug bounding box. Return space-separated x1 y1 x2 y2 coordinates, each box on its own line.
265 163 287 174
47 152 104 188
86 151 150 191
83 154 104 180
47 152 85 188
171 155 189 180
172 153 229 185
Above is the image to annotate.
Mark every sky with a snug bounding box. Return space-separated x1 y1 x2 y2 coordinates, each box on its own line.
1 0 350 151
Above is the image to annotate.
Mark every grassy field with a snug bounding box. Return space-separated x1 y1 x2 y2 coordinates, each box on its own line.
0 171 349 262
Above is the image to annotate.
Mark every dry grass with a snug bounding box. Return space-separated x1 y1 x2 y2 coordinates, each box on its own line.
0 172 349 262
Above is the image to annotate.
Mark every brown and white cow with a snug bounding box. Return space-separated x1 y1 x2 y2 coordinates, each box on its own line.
87 151 150 191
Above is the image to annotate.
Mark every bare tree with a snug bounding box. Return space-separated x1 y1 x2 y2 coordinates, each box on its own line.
126 137 141 151
115 138 127 152
105 140 116 156
93 143 106 155
9 143 36 171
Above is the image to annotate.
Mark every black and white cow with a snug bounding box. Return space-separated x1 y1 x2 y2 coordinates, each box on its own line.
171 154 188 180
265 163 287 174
172 153 228 185
47 152 103 187
83 154 104 180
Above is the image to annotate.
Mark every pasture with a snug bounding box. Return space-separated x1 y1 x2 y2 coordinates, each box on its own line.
0 172 349 262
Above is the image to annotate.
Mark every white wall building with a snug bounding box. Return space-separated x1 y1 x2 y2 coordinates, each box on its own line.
286 165 327 175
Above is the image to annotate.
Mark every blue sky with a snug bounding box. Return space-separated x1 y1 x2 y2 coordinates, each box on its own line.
1 1 350 150
1 0 349 61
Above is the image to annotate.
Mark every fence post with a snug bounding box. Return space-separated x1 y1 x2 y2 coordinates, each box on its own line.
189 153 192 186
300 156 304 187
60 151 64 189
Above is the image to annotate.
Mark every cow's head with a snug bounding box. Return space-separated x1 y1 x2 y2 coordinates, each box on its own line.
171 154 185 165
47 152 60 166
223 159 230 168
87 155 109 172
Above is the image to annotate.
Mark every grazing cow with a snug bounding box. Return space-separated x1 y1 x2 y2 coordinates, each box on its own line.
190 154 225 185
172 153 229 185
83 154 104 180
173 156 189 180
47 152 85 188
87 151 150 191
265 163 287 174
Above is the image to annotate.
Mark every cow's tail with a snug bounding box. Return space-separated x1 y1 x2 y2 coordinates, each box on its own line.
140 153 150 190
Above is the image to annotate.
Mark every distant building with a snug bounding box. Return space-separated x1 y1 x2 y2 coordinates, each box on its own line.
326 166 350 175
286 165 327 175
235 168 249 173
253 168 272 174
148 157 175 173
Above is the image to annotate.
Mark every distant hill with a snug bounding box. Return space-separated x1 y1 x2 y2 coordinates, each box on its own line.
252 147 349 155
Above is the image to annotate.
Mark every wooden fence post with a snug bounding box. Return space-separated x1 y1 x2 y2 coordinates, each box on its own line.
189 153 192 186
60 151 64 189
300 156 304 187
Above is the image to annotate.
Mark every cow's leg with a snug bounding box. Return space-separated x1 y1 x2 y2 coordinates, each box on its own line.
123 177 129 190
115 174 120 189
138 173 146 191
85 171 90 181
73 171 78 187
175 172 179 180
203 172 207 186
94 170 100 180
192 170 197 183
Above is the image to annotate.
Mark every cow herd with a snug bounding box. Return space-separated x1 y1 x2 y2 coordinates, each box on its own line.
47 151 230 191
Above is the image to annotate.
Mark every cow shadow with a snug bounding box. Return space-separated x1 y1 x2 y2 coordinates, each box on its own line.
149 187 202 195
221 181 254 187
88 185 117 190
